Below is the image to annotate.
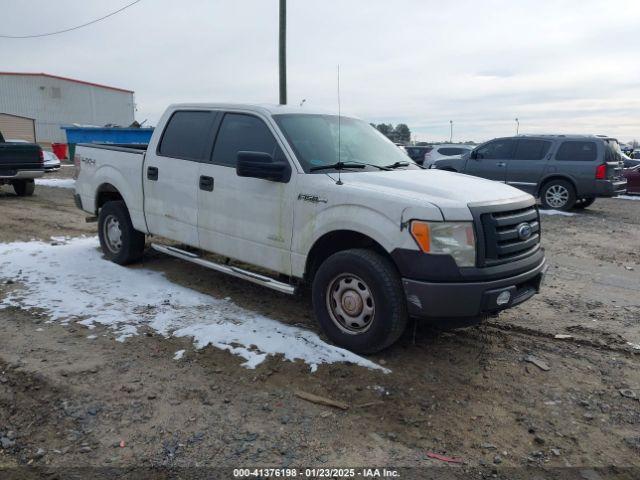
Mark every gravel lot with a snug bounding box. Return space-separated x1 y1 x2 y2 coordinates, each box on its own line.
1 168 639 476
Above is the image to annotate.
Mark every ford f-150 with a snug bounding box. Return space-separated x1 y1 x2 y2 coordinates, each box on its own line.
74 104 547 353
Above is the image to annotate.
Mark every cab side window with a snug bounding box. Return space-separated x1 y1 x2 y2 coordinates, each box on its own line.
158 110 216 161
211 113 285 168
476 139 515 159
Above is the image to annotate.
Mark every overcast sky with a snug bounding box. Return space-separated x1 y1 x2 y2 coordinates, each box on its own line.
2 0 639 143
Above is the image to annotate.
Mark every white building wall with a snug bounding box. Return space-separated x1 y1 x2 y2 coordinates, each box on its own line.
0 74 134 143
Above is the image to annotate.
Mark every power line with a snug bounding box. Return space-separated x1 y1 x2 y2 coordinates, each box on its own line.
0 0 142 39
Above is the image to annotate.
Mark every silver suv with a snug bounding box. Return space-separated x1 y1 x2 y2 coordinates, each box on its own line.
434 135 626 210
423 144 475 168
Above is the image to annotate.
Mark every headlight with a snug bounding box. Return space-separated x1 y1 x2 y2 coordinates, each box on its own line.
410 221 476 267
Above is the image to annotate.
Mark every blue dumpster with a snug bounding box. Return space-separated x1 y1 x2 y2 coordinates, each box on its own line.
62 127 154 160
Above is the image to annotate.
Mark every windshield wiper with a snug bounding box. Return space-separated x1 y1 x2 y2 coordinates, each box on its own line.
384 161 411 169
310 161 366 172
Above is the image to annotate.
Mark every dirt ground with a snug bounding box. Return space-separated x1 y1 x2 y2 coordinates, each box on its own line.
1 168 639 478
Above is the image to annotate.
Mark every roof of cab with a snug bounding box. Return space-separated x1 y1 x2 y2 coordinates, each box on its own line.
167 103 342 117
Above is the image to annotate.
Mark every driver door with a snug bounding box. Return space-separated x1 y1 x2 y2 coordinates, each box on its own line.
465 139 515 182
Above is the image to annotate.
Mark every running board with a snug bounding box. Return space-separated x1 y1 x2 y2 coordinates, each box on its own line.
150 243 296 295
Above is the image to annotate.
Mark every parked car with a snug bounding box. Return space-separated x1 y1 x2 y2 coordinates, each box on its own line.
404 145 433 164
623 165 640 194
0 131 44 196
75 103 547 353
423 144 475 168
43 150 61 171
619 151 640 168
434 135 626 210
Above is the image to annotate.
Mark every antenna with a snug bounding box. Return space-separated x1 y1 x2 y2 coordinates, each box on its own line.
336 64 343 185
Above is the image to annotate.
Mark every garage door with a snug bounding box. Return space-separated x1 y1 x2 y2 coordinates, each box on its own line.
0 113 36 142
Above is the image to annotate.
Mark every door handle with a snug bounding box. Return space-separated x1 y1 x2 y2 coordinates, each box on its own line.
147 166 159 181
496 162 506 167
199 175 214 191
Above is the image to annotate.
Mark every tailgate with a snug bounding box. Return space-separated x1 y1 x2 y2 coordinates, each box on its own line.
0 143 43 172
603 139 625 180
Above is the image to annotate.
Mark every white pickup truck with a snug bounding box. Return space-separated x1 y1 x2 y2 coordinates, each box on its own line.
75 103 547 353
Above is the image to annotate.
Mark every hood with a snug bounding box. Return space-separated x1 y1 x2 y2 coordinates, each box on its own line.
342 169 533 221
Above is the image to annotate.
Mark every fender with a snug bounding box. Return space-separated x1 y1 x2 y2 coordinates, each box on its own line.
292 203 415 278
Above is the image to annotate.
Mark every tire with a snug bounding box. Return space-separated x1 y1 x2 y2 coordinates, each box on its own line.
574 197 596 209
12 179 35 196
312 248 407 354
540 179 576 211
97 200 145 265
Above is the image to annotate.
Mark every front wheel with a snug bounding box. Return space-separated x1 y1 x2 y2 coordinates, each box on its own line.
12 179 35 196
312 249 407 354
540 180 576 211
98 200 145 265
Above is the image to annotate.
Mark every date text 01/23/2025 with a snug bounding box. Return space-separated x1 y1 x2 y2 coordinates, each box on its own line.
233 468 400 478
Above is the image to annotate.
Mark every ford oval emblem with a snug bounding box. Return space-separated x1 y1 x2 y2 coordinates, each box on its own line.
517 222 533 240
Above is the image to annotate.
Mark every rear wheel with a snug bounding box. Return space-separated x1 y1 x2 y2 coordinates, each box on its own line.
312 248 407 354
574 197 596 209
98 200 145 265
12 179 35 196
541 180 576 211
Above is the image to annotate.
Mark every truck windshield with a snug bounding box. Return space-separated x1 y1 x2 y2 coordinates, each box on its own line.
273 114 418 173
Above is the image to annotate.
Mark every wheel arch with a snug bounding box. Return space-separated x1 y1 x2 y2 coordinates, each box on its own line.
537 174 577 197
95 182 127 213
304 230 396 283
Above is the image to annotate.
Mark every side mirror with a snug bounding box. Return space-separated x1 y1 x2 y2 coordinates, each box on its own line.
470 150 478 160
236 151 291 183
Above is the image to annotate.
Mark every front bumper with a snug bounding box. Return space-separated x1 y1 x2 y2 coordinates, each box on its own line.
402 258 547 319
595 179 627 197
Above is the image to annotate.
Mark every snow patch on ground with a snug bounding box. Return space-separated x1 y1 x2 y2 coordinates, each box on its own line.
173 349 186 360
616 195 640 201
0 237 386 372
35 178 76 189
539 209 576 216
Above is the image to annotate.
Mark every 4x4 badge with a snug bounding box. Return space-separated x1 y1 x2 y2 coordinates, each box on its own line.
297 193 328 204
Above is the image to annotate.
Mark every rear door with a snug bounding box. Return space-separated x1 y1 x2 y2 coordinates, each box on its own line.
505 139 552 194
197 112 296 275
143 110 218 247
464 139 515 182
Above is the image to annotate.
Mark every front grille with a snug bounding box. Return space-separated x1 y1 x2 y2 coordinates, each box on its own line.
479 205 540 266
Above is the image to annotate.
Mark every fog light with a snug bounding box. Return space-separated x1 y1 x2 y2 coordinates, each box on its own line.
496 291 511 306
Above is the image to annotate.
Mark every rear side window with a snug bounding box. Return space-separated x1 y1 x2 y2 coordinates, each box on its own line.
437 147 468 156
555 141 597 161
604 140 621 162
211 113 283 168
158 110 216 161
513 140 552 160
476 139 515 159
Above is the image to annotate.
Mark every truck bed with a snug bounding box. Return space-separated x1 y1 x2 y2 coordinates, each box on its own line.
75 143 148 233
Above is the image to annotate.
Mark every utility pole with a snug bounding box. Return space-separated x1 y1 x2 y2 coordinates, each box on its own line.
515 118 519 135
449 120 453 143
279 0 287 105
